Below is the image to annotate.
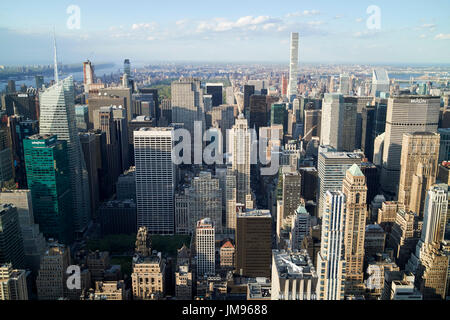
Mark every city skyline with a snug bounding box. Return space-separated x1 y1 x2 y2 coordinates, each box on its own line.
1 0 450 65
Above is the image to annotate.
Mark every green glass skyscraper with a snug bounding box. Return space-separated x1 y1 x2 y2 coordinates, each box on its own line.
24 134 73 244
270 103 286 127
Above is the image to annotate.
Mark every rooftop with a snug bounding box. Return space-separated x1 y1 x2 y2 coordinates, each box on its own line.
273 250 317 279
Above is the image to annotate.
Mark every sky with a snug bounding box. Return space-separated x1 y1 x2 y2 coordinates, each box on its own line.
0 0 449 66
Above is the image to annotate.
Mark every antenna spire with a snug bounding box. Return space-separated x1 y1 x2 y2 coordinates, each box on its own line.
53 28 59 83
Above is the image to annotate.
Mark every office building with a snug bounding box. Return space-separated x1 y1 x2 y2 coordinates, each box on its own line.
196 218 215 277
381 96 440 196
99 200 137 236
0 204 25 270
398 132 440 215
220 240 235 269
36 241 70 300
171 78 205 138
0 263 28 300
0 113 15 190
249 95 268 134
287 32 299 99
372 69 390 97
175 245 192 300
320 93 344 150
134 128 175 235
0 190 46 273
316 191 346 300
317 151 362 217
206 83 223 107
235 209 272 278
339 74 351 95
271 249 318 300
229 114 252 204
438 128 450 163
24 134 72 243
39 76 91 235
342 165 367 295
116 167 136 201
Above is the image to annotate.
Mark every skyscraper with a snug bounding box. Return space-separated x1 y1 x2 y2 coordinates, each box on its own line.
320 93 344 150
24 134 72 244
316 191 346 300
123 59 131 78
339 74 351 95
398 132 440 215
0 204 25 269
342 164 368 295
380 96 440 197
206 83 223 108
195 218 215 277
39 76 91 235
287 32 299 99
228 114 252 204
372 68 390 97
171 78 205 138
317 151 362 217
134 127 175 235
236 209 272 278
83 60 95 92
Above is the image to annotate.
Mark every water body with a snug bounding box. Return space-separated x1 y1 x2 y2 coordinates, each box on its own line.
1 64 120 91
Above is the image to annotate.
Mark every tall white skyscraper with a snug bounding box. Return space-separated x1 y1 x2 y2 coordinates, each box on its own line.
317 151 362 217
316 191 346 300
134 127 175 235
228 114 253 204
339 74 351 95
372 68 390 97
287 32 299 100
320 93 344 150
39 76 91 235
196 218 215 277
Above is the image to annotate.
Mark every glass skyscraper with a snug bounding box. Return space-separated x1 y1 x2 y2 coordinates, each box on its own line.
38 76 91 236
24 134 72 244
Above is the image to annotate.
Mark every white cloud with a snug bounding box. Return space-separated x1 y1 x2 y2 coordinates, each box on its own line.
421 23 436 29
419 34 427 39
307 21 325 26
435 33 450 40
195 16 278 33
131 22 157 31
286 10 320 17
355 18 364 23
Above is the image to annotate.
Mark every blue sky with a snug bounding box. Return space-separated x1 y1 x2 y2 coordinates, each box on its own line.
0 0 449 65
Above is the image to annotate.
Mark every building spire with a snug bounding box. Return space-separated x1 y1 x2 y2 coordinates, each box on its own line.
53 28 59 83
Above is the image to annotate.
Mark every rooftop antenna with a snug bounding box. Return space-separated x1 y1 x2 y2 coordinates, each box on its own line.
53 27 59 83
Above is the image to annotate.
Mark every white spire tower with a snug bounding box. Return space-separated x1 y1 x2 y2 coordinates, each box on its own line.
287 32 299 100
53 29 59 83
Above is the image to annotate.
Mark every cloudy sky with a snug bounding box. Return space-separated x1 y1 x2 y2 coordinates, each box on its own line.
0 0 449 66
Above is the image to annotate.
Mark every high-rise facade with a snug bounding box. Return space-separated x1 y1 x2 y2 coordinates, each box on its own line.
339 74 351 95
195 218 215 277
0 263 28 300
36 241 70 300
372 68 390 97
317 152 362 217
0 205 25 270
24 134 72 243
39 76 91 235
134 128 175 235
398 132 440 215
171 78 205 138
206 83 223 107
235 209 272 278
342 165 368 295
287 32 299 99
380 96 440 196
228 114 252 204
316 191 346 300
320 93 344 150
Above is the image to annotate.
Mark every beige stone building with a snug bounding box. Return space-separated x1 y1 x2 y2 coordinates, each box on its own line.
342 164 368 296
132 253 166 300
0 263 28 300
398 132 440 215
175 245 192 300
